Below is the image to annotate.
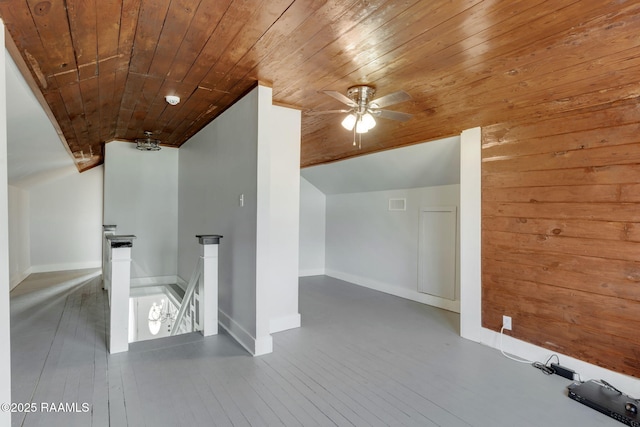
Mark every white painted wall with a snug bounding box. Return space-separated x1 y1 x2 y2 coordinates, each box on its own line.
299 177 326 276
29 166 103 272
178 86 300 355
302 136 460 194
0 24 12 424
104 142 179 281
5 51 74 184
264 104 301 335
325 184 460 312
178 88 260 352
8 185 29 288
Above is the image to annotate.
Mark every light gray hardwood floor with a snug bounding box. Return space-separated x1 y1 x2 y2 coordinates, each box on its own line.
10 271 617 426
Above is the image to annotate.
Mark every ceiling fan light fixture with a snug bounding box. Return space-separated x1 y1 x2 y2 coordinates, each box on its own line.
341 113 357 131
355 118 369 134
354 113 376 134
362 113 376 130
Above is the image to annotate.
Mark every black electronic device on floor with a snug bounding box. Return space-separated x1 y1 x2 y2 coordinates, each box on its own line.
568 380 640 426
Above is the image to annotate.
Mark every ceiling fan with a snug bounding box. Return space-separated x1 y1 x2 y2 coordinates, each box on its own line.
308 85 413 148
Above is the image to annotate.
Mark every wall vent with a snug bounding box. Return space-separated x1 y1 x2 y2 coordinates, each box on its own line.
388 198 406 211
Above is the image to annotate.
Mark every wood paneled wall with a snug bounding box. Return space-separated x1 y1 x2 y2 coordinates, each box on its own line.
481 97 640 378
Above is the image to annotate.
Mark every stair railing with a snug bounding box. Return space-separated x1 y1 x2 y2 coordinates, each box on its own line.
171 257 202 336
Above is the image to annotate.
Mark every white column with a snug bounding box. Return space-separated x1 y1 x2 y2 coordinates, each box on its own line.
196 235 221 337
102 225 116 291
107 235 135 354
459 127 482 342
0 20 11 427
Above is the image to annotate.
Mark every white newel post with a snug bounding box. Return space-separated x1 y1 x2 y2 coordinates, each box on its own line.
107 235 135 354
102 225 116 291
196 235 222 337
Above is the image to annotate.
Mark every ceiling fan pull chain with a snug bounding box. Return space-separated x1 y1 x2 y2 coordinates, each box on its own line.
356 115 362 149
353 125 357 146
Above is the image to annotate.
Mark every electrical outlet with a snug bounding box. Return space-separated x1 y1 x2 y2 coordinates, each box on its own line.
502 315 512 331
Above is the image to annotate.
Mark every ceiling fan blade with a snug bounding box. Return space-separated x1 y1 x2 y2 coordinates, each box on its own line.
370 90 411 108
323 90 357 107
374 109 413 122
306 109 351 115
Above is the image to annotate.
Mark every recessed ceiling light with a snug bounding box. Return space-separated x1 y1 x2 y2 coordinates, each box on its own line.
165 95 180 105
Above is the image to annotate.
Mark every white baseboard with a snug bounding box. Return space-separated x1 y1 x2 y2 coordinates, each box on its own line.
218 309 273 357
30 261 101 274
10 268 31 290
270 313 301 334
254 335 274 356
325 269 460 313
477 326 640 396
130 275 178 287
299 268 325 277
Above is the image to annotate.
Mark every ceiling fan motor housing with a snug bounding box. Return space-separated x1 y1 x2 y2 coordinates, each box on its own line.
347 85 376 112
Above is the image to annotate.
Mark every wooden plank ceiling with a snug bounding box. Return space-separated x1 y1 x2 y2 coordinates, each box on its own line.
0 0 638 171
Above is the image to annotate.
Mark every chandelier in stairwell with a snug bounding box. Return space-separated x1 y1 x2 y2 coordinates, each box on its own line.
135 131 161 151
148 299 177 335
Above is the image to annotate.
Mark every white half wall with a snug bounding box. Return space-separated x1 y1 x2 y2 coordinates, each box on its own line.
8 185 29 288
178 88 260 353
104 142 179 280
299 177 326 277
178 86 301 356
325 184 460 312
458 127 640 396
29 165 103 272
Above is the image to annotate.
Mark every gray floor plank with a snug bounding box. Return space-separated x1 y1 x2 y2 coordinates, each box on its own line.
253 358 323 426
262 353 359 426
106 358 128 427
307 347 446 427
273 346 399 427
190 377 235 427
330 341 479 426
10 271 623 426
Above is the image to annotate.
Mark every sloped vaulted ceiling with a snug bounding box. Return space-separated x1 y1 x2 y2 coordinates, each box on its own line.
0 0 638 171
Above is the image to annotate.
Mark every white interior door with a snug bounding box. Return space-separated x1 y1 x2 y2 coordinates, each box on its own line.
418 206 457 300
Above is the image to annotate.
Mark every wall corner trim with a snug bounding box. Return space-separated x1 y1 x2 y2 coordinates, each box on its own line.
459 126 482 341
218 309 273 357
270 313 301 334
298 269 326 277
10 267 32 290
